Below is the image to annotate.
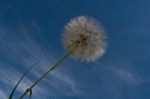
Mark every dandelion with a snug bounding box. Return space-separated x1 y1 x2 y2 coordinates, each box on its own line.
18 16 107 99
63 16 107 61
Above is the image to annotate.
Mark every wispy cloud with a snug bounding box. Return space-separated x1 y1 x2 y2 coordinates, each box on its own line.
0 89 7 99
0 22 79 98
0 60 50 99
97 65 148 99
105 66 143 85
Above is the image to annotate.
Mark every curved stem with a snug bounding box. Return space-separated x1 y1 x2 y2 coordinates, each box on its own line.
19 51 72 99
9 62 39 99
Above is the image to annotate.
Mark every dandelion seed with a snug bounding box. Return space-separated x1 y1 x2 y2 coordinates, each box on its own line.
63 16 107 61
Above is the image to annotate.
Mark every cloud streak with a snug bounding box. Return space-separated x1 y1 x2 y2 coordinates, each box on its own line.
0 22 79 98
110 66 143 85
0 90 7 99
103 66 144 85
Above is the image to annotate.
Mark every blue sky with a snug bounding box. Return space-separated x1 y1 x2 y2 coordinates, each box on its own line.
0 0 150 99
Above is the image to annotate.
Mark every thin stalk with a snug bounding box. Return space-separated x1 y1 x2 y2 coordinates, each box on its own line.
19 44 80 99
9 62 39 99
19 51 72 99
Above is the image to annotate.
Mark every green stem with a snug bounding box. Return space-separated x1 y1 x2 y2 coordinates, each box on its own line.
19 51 72 99
9 62 39 99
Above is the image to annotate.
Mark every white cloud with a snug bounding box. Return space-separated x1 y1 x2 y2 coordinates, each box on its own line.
0 90 7 99
106 66 143 85
0 22 80 98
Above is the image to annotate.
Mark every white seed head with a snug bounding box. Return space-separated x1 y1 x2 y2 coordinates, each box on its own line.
62 16 107 62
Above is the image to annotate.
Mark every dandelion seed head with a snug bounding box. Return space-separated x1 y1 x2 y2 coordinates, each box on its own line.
62 16 107 62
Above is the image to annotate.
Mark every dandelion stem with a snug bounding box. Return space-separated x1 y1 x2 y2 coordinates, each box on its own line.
19 50 73 99
9 62 39 99
19 43 80 99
